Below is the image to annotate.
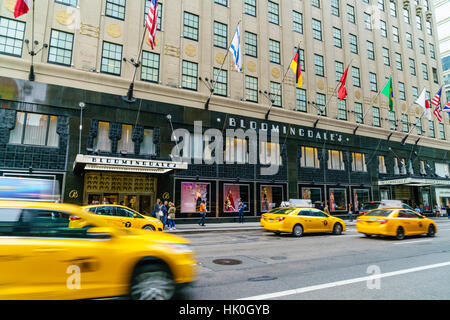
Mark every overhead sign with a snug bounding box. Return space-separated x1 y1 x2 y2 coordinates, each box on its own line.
378 178 450 186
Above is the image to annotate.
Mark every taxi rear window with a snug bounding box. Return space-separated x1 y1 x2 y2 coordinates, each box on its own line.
361 202 380 210
269 208 295 214
364 209 393 217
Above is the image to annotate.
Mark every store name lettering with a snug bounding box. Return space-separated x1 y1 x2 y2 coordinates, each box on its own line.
228 117 344 143
90 158 178 168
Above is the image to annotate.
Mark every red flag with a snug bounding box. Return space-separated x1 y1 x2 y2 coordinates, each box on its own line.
14 0 31 18
434 106 442 123
338 66 349 100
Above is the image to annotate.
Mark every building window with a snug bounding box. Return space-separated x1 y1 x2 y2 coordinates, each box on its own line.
48 29 74 66
419 39 425 54
389 111 396 130
403 8 410 24
312 19 322 41
312 0 320 8
331 0 340 16
298 48 305 71
392 26 399 43
378 0 385 11
369 73 377 92
270 82 282 107
367 41 375 60
416 15 422 30
183 12 199 41
244 0 257 16
420 161 426 175
117 124 134 154
409 58 416 75
432 68 439 84
144 0 162 30
141 51 159 83
213 21 227 49
382 47 390 66
416 117 422 135
379 156 387 174
268 1 279 25
349 34 358 54
429 121 435 138
293 11 303 33
422 63 428 80
314 54 324 77
333 27 342 48
352 153 367 172
373 107 381 127
9 112 59 147
402 114 409 133
300 146 320 168
389 0 397 16
244 31 257 57
0 16 26 57
352 67 361 87
316 93 326 116
380 20 387 38
335 61 344 81
439 123 446 140
214 0 228 6
105 0 126 20
269 39 280 64
245 76 258 103
400 158 407 175
395 52 402 70
364 13 372 30
338 100 347 120
213 68 227 97
412 87 419 99
429 43 435 59
55 0 78 7
393 158 400 175
181 60 198 91
92 121 111 152
426 20 432 35
328 150 345 171
347 5 355 23
355 102 363 124
141 129 156 155
406 32 413 49
259 141 281 166
295 88 307 112
398 82 406 100
101 41 122 76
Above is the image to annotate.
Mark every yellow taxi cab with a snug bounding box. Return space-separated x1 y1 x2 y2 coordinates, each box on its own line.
79 205 163 231
0 201 196 300
260 208 282 228
261 207 346 237
356 208 437 240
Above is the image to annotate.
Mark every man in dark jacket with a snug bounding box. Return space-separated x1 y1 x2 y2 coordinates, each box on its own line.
161 200 169 229
153 198 161 219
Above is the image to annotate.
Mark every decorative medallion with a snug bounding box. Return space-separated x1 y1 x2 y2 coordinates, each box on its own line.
215 53 225 65
56 11 75 26
354 90 361 100
80 23 100 38
184 44 197 57
401 103 407 112
317 79 325 90
416 106 422 115
106 24 122 38
247 61 257 73
271 68 280 79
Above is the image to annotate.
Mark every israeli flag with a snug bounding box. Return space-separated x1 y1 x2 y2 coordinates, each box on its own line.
229 25 243 72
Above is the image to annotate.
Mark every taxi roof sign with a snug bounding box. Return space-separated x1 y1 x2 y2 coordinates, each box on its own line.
280 199 313 208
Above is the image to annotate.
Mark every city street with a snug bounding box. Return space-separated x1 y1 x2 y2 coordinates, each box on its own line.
183 220 450 300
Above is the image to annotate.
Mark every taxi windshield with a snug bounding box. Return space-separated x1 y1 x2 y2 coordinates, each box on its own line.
364 209 393 217
268 208 295 215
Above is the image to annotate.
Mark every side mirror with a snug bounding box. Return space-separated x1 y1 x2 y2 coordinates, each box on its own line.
86 227 113 239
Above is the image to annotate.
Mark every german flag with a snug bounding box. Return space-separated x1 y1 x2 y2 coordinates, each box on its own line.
290 48 303 88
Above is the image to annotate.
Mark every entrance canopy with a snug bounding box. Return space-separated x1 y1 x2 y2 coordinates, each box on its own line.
378 177 450 187
73 154 188 174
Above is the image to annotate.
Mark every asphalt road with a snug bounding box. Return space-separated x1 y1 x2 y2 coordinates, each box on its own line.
183 220 450 300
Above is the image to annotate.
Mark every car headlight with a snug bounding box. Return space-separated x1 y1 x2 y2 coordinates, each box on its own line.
167 244 193 254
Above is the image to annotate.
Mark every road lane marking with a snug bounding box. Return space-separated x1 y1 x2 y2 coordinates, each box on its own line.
238 261 450 300
393 239 434 245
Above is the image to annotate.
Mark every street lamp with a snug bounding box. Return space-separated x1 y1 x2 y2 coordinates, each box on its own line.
78 102 86 155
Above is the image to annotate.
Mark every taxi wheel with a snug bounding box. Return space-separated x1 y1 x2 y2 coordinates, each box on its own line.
427 225 436 237
143 225 156 231
332 223 343 235
292 224 303 237
130 265 175 300
396 227 405 240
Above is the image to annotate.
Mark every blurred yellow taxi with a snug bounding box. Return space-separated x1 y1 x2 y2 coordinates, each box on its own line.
0 201 196 300
260 208 282 228
261 207 346 237
80 205 163 231
356 208 437 240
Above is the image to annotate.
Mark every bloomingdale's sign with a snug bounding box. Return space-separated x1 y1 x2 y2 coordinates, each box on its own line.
226 116 351 144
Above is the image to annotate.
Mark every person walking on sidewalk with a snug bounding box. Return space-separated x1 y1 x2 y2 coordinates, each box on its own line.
161 201 169 229
324 203 330 215
168 202 176 230
198 200 206 227
153 198 161 219
238 201 246 224
348 203 353 222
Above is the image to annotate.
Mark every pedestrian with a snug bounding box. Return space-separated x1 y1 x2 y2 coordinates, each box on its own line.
324 203 330 215
153 198 162 219
198 200 206 227
161 200 169 229
168 202 176 230
435 204 441 218
446 204 450 219
238 201 246 224
318 202 324 211
102 197 109 204
348 203 353 222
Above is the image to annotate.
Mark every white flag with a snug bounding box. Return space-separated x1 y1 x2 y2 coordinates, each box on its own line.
415 88 432 121
229 25 242 72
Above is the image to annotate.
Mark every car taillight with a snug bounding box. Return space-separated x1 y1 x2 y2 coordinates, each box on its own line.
356 218 361 222
378 219 388 224
275 217 285 222
70 216 81 221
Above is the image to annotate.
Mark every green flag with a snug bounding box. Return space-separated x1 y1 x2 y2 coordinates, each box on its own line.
381 77 394 112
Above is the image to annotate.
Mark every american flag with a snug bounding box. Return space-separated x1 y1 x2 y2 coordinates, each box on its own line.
443 101 450 113
434 106 442 123
145 0 159 50
431 88 442 106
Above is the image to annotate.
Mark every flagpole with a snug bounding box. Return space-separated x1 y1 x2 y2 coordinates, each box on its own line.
204 20 241 110
313 59 354 129
401 109 425 145
265 43 301 120
352 87 384 135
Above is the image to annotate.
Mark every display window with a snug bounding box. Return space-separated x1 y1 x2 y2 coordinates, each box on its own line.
260 185 284 212
353 189 370 211
223 184 250 213
180 182 211 213
329 188 347 212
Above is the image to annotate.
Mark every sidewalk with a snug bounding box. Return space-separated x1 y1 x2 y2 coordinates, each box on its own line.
164 217 450 234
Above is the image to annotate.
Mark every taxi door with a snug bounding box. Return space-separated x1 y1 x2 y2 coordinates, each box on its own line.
396 210 419 235
309 209 331 232
95 206 122 228
115 207 140 229
296 209 315 232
